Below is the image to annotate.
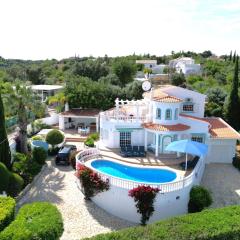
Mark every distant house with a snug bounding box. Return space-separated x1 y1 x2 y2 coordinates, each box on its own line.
136 60 167 76
169 57 201 76
31 85 63 102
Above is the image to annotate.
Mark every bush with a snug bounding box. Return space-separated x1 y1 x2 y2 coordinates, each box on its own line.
84 137 94 147
48 147 60 156
7 173 24 197
46 130 64 149
232 155 240 170
0 202 64 240
188 185 212 213
32 147 47 165
0 197 16 232
31 135 43 141
78 165 109 199
12 153 42 186
89 132 100 141
85 205 240 240
0 162 10 194
129 186 160 225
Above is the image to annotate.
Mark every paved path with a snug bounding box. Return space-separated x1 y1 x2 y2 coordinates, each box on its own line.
201 163 240 208
17 160 134 240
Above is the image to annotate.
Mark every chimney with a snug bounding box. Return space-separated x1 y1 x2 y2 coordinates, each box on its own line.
65 102 69 112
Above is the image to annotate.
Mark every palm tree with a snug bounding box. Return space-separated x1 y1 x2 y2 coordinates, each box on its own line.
48 91 67 113
7 83 42 154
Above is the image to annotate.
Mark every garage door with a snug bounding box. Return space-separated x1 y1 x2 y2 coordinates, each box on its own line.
207 145 234 163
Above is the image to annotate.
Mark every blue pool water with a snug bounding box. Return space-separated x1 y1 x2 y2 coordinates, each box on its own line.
91 160 177 183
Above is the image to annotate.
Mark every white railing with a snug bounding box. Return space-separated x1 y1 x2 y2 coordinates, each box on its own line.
97 156 204 193
101 113 146 123
76 150 205 193
76 148 100 164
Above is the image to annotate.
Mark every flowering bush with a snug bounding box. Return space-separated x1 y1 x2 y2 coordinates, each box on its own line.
129 185 160 225
78 165 109 200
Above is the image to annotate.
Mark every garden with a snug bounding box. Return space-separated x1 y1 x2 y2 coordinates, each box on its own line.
0 197 64 240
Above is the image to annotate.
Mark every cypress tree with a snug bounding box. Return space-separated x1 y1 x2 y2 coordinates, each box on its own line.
229 50 232 61
0 92 12 169
225 56 240 130
233 50 236 63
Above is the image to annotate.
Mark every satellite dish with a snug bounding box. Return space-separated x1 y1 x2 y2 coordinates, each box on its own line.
142 80 152 91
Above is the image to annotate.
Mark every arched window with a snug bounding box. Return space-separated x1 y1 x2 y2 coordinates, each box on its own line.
174 108 178 120
156 108 161 119
165 109 172 120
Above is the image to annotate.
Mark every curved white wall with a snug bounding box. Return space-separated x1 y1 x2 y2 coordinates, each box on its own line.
152 101 181 125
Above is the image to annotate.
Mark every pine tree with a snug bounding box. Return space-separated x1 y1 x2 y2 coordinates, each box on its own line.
233 50 236 63
0 92 12 169
225 56 240 130
229 50 232 61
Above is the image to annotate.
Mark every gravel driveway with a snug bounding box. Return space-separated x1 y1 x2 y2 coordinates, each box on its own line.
201 163 240 208
17 160 134 240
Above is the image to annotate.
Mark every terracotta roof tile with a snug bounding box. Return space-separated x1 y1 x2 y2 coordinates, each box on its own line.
143 122 190 132
60 109 100 117
180 114 240 139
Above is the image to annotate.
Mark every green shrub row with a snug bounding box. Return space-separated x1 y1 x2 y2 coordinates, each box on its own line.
85 205 240 240
0 197 16 232
0 202 64 240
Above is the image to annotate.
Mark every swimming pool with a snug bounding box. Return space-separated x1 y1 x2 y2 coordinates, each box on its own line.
90 159 177 183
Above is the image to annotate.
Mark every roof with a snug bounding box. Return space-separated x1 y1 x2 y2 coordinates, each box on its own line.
136 60 157 64
142 123 190 132
31 85 63 91
180 114 240 139
204 118 240 139
60 109 100 117
144 88 182 103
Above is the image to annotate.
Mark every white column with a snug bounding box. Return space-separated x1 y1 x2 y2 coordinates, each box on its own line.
155 133 159 157
115 98 119 122
96 117 99 132
136 103 140 123
59 116 65 130
144 130 148 151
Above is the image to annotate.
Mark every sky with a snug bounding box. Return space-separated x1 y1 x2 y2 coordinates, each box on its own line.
0 0 240 60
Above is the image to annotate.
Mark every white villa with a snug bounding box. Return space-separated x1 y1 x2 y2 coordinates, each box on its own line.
169 57 201 76
100 85 240 164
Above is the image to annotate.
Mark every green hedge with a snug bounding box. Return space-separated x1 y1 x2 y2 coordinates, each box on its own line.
85 205 240 240
0 163 10 193
0 202 64 240
0 197 16 232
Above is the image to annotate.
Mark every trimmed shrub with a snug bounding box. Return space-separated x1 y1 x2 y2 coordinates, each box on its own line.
188 185 212 213
84 137 94 147
32 147 47 165
0 162 10 194
0 197 16 231
232 156 240 170
85 205 240 240
0 202 64 240
46 130 64 149
7 173 24 197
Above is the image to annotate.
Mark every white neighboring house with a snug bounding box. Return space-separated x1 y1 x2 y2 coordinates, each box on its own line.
100 85 240 164
169 57 201 75
31 85 64 102
136 59 166 75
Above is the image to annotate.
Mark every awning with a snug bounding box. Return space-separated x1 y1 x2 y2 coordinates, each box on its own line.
165 139 208 156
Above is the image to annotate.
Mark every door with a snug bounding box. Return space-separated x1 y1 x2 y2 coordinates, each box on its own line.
119 132 132 147
162 136 172 153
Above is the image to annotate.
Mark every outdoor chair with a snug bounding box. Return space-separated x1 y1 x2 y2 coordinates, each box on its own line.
139 146 146 157
180 156 200 170
133 146 139 157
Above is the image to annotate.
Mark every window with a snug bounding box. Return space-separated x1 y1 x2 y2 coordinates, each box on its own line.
165 109 172 120
174 108 178 120
183 104 194 112
191 135 204 143
120 132 131 147
173 135 178 141
156 108 161 119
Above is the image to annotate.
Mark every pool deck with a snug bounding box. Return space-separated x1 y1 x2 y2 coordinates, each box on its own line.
98 145 192 178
